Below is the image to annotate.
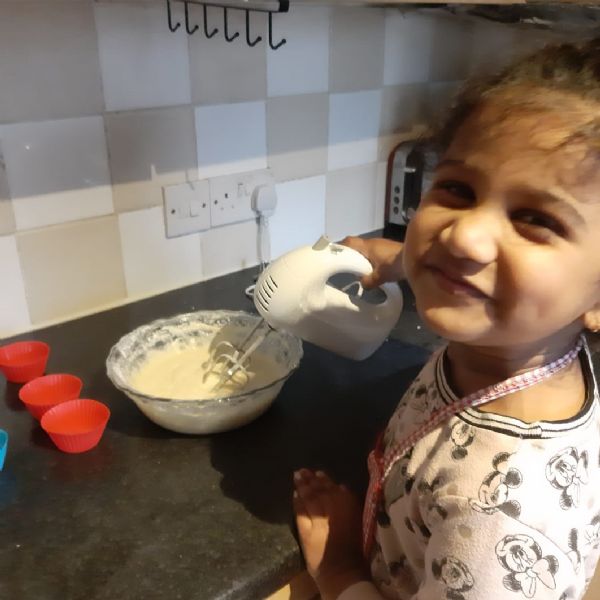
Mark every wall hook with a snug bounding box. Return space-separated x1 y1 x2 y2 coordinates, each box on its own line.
184 2 199 35
203 4 218 39
268 12 286 51
223 7 240 43
166 0 180 32
245 10 262 47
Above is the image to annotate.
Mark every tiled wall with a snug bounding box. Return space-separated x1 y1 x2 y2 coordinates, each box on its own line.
0 1 562 337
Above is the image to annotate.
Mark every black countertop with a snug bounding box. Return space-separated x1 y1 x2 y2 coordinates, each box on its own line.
0 267 439 600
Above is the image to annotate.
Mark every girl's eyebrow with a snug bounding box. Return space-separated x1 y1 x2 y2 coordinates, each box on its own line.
511 187 586 227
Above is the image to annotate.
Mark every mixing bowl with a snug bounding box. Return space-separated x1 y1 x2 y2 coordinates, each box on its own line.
106 310 303 434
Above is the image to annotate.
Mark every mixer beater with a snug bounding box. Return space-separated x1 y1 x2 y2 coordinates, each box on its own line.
203 318 272 391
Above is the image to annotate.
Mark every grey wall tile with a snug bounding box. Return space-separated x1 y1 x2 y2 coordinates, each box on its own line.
105 106 197 213
267 93 328 183
189 6 267 105
17 215 127 325
468 21 517 76
430 16 473 83
0 142 15 235
426 81 463 123
0 2 104 123
330 7 385 93
0 199 15 236
95 2 191 111
380 83 427 136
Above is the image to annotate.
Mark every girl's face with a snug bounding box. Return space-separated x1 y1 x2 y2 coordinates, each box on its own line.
403 93 600 348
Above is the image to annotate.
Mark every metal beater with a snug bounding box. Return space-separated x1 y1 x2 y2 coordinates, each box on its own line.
203 318 272 391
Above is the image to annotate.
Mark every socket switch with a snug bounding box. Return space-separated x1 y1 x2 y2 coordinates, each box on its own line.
163 180 210 238
209 168 274 228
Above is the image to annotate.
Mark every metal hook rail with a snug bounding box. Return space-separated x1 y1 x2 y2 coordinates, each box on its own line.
166 0 288 50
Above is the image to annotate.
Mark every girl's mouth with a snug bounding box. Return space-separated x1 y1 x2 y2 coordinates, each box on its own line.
427 266 489 299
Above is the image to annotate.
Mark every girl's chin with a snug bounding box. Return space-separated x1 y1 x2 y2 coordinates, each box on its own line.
418 305 493 344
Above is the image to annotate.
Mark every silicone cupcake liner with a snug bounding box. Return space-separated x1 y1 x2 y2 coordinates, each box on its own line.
19 374 83 420
41 399 110 454
0 341 50 383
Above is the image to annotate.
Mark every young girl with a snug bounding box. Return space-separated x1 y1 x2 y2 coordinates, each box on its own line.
293 38 600 600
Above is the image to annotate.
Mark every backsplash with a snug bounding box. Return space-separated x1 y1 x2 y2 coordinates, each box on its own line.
0 1 565 337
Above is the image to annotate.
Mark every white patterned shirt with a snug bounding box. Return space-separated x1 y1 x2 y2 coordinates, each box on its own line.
339 343 600 600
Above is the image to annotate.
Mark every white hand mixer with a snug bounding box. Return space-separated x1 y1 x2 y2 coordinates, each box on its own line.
204 236 403 390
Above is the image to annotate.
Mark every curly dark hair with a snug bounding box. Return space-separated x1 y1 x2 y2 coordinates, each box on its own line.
436 37 600 151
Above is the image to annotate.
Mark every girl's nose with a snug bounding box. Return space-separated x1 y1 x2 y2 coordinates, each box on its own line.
439 210 499 264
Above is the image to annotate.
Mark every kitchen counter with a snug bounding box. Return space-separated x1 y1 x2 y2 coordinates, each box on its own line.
0 266 440 600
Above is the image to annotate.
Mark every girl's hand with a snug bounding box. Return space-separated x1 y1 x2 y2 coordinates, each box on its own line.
341 237 404 289
293 469 368 599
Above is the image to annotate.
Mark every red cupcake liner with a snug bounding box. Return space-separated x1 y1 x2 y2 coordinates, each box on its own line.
41 399 110 454
19 374 83 420
0 341 50 383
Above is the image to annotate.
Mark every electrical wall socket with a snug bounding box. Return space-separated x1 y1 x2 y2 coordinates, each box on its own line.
163 180 211 238
209 168 274 228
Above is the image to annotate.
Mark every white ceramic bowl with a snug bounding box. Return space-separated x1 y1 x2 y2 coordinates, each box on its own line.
106 310 303 434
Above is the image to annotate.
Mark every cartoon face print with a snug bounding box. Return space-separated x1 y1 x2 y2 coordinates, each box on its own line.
566 529 581 574
405 515 431 545
432 556 474 600
418 476 449 530
496 534 559 598
584 514 600 550
470 452 522 518
370 542 392 587
389 558 418 596
449 422 475 460
409 380 441 415
384 447 415 509
546 447 589 509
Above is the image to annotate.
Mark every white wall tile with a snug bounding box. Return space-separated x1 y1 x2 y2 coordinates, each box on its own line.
189 6 267 105
17 216 126 325
0 235 31 337
267 7 330 97
118 207 203 299
195 102 267 179
326 164 378 241
384 11 434 86
201 220 259 280
0 117 113 231
329 7 385 93
270 175 326 259
94 2 191 111
328 90 381 171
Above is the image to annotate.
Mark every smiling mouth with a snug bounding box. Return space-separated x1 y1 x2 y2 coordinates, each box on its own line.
426 266 488 299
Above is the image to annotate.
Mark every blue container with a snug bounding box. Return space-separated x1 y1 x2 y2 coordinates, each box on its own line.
0 430 7 471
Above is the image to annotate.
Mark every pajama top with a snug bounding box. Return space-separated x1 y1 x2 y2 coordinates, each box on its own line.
339 342 600 600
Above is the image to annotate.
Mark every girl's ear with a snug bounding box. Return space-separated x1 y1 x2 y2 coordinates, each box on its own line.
583 306 600 333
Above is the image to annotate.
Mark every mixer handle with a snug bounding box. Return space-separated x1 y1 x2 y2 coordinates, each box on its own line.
320 241 402 308
316 240 374 280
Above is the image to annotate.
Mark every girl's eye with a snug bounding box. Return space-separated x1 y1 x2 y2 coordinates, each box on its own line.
511 210 566 239
431 180 476 205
